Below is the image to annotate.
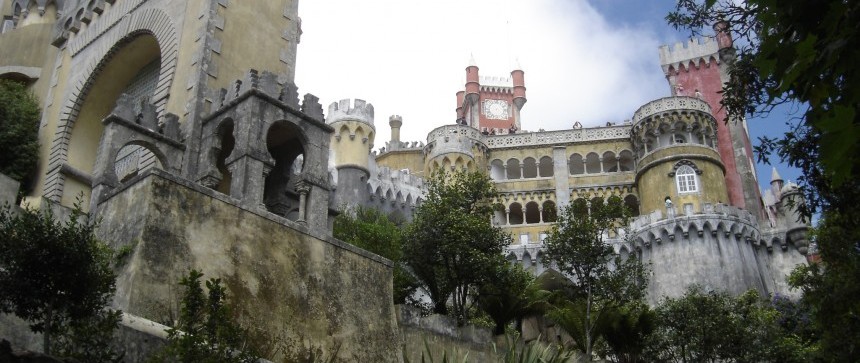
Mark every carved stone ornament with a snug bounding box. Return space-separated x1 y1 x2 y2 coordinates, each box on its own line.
667 159 704 177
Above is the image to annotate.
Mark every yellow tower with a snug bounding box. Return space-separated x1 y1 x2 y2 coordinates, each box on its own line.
631 96 728 216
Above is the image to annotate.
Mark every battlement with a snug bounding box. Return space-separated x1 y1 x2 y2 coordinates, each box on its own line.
326 99 375 126
211 69 324 121
380 140 424 154
478 75 512 88
658 36 720 74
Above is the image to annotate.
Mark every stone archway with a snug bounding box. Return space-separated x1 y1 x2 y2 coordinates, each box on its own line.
43 8 178 208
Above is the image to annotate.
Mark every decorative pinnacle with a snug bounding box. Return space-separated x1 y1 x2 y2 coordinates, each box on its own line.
770 167 783 183
468 53 477 67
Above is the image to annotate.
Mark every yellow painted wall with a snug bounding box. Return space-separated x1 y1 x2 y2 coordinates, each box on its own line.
330 121 374 169
637 145 728 214
210 0 296 89
375 150 425 176
165 1 205 119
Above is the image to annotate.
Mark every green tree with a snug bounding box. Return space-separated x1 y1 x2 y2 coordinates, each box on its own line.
0 204 119 358
668 1 860 359
0 79 40 189
333 205 418 303
644 286 814 362
475 263 551 336
543 196 647 358
154 270 258 363
402 169 510 326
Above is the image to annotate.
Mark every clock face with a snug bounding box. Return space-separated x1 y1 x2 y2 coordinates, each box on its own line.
482 99 509 120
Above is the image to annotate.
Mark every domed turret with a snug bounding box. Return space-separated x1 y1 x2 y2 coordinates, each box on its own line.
631 96 727 215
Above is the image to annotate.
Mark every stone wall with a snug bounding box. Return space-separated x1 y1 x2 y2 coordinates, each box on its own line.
396 305 499 362
95 169 400 362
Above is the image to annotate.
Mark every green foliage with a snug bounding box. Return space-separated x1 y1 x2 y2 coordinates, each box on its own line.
54 309 124 363
153 270 258 363
542 196 647 357
333 205 418 303
496 333 574 363
0 79 40 190
595 304 655 363
669 1 860 359
475 263 552 335
0 202 119 358
402 169 510 326
644 286 815 362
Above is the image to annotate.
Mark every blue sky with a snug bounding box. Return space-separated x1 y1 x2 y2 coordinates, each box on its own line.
295 0 804 195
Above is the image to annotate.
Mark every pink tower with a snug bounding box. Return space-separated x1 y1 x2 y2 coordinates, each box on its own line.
659 21 765 220
455 56 527 134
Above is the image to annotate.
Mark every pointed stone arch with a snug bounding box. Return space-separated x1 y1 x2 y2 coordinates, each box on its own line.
44 7 178 204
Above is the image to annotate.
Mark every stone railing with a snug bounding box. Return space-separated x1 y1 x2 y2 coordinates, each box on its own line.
485 126 630 148
426 124 483 144
632 96 712 125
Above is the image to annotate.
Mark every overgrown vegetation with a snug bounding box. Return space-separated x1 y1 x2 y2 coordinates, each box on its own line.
0 79 40 193
333 205 418 303
151 270 259 363
669 1 860 359
0 202 122 361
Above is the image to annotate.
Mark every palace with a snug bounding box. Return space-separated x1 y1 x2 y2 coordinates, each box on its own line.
0 0 810 360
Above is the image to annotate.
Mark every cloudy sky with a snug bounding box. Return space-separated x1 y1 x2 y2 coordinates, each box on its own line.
294 0 802 191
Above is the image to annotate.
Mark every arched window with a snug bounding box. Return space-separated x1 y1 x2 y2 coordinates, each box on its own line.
538 156 554 177
506 158 521 179
675 165 698 193
525 202 540 224
569 154 584 175
489 159 505 180
522 157 537 178
509 203 524 225
585 152 601 173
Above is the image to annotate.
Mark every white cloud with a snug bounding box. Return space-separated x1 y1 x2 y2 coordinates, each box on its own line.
295 0 672 147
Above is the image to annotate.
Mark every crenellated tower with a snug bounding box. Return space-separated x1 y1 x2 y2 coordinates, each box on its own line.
659 22 764 221
327 98 375 209
455 57 526 134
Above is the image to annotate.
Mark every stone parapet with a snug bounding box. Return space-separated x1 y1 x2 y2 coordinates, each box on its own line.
424 124 486 160
632 96 712 125
485 125 630 149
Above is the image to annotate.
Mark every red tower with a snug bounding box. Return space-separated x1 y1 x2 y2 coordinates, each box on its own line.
455 57 527 134
659 22 765 220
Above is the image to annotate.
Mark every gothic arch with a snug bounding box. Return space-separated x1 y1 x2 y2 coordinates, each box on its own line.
44 8 179 204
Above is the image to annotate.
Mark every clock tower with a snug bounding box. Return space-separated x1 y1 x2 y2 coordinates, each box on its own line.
455 58 527 134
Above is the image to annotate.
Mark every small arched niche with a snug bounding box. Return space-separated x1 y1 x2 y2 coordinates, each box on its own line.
264 121 306 219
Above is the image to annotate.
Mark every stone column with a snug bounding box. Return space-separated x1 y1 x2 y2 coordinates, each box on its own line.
295 180 309 224
552 147 570 208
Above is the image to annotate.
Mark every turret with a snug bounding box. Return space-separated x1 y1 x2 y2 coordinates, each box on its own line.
389 114 402 144
631 96 727 215
423 124 486 175
770 167 784 199
464 55 480 106
511 67 526 110
780 182 809 255
326 99 375 175
455 90 465 121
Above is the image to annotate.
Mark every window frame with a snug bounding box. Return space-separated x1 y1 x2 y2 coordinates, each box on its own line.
675 165 699 194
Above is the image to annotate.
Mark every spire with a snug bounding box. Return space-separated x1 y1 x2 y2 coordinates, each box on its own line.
514 57 522 71
770 167 783 183
468 53 477 67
